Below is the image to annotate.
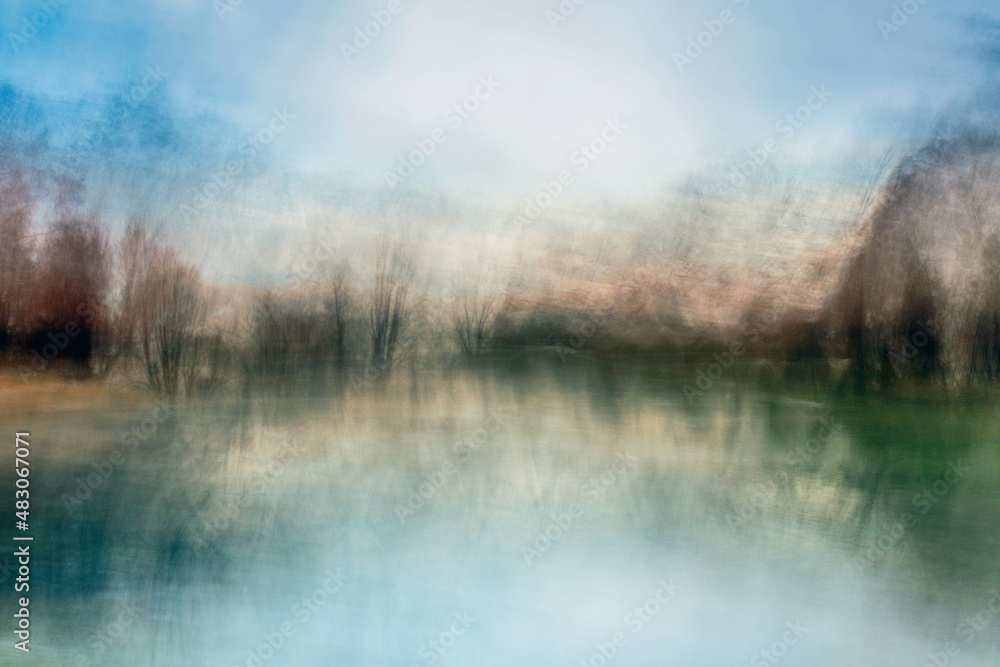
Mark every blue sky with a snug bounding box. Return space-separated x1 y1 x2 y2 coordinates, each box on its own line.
1 0 998 279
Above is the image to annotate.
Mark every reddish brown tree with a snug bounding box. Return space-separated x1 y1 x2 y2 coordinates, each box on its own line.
28 215 109 365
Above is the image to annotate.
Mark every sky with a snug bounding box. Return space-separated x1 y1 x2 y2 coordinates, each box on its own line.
1 0 998 280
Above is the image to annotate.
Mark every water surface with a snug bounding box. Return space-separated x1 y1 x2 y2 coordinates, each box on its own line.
3 359 999 666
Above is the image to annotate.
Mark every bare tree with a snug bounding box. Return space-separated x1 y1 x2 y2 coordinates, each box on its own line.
447 255 508 358
366 240 412 372
140 262 204 395
117 222 154 357
182 332 229 395
451 288 496 358
120 224 205 394
251 293 297 382
326 264 354 374
249 292 327 387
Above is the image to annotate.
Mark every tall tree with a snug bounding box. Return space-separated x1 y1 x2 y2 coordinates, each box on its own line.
120 223 204 394
366 240 411 372
0 171 33 351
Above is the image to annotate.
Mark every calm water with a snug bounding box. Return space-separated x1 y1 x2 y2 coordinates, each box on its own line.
3 358 1000 666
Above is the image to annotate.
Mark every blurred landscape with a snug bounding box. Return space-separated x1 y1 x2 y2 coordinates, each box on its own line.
3 99 1000 666
4 116 1000 394
3 1 1000 665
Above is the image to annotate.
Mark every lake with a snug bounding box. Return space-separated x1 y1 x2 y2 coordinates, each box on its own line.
2 356 999 666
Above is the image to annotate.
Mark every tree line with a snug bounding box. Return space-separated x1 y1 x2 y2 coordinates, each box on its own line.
0 171 508 394
5 129 1000 397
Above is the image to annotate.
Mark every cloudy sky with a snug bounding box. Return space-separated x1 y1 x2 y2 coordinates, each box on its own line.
1 0 998 279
